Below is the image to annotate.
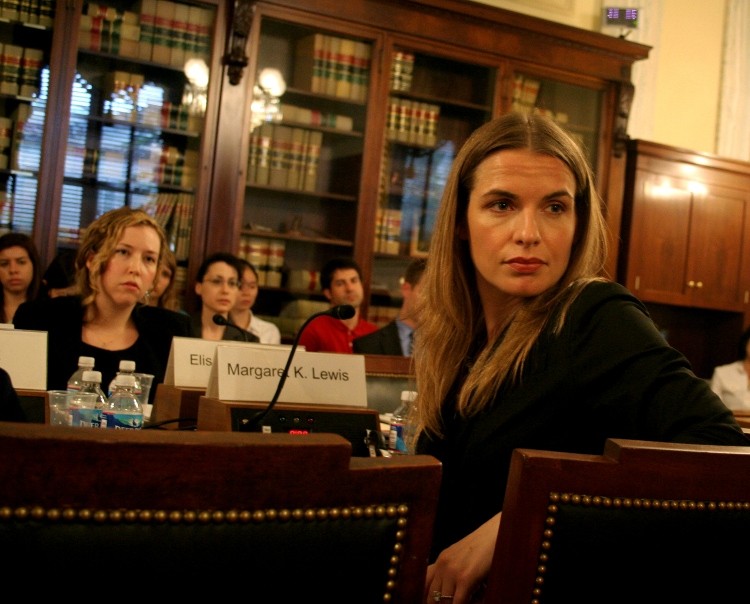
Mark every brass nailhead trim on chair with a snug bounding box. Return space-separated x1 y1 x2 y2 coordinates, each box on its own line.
528 493 750 604
1 502 410 603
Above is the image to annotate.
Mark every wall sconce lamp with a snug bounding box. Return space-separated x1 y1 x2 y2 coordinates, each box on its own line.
250 67 286 130
183 57 210 116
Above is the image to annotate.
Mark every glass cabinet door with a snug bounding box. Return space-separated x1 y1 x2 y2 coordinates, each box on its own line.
60 0 216 306
370 46 494 326
511 72 603 172
0 2 55 234
239 18 373 338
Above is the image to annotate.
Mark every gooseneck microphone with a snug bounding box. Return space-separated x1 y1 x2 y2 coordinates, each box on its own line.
212 313 258 343
248 304 355 428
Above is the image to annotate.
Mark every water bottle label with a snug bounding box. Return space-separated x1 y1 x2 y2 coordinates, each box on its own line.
388 422 407 453
71 408 106 428
101 411 143 430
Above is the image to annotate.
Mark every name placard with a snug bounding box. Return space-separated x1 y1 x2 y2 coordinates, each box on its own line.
164 337 293 389
206 344 367 407
0 328 47 390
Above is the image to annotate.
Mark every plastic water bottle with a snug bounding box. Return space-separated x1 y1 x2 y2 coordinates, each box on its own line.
72 370 109 428
103 373 143 430
388 390 417 454
107 359 141 399
67 356 95 391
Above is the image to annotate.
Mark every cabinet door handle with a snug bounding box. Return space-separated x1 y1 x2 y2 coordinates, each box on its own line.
687 280 695 288
695 281 703 289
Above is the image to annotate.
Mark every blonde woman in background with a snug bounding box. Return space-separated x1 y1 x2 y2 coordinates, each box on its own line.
145 246 181 311
14 207 191 394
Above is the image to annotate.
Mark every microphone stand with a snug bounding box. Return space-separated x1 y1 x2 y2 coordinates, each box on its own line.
248 304 355 429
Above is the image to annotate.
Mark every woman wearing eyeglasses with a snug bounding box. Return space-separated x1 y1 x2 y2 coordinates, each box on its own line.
190 252 259 342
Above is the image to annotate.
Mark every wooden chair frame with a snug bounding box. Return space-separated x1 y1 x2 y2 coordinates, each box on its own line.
486 438 750 603
0 423 440 601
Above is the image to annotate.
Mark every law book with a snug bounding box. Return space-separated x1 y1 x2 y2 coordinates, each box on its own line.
293 32 326 93
425 103 440 147
301 129 323 193
321 35 340 97
246 124 260 184
151 0 176 65
17 0 32 24
19 47 43 98
285 127 307 191
253 121 273 186
245 236 269 285
0 44 23 96
1 0 19 21
37 0 54 26
335 37 356 99
185 5 203 56
351 40 371 102
395 98 412 144
170 2 189 68
191 5 213 61
136 0 157 60
268 124 293 189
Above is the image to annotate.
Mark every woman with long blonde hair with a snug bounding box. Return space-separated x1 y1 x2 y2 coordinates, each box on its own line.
415 113 749 604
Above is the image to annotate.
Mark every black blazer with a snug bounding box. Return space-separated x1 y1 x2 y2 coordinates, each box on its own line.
353 321 405 356
13 296 191 394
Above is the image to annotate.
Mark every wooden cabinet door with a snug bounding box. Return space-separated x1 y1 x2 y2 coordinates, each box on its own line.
627 167 748 312
686 184 746 309
627 169 692 306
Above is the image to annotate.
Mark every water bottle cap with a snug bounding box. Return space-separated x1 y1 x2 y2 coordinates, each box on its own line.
115 374 137 387
82 370 102 383
401 390 417 402
118 360 136 372
78 356 95 368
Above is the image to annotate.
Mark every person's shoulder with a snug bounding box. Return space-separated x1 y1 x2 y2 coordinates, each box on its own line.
358 318 379 332
573 279 644 310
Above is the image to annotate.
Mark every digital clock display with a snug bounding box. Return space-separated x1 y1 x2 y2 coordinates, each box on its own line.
603 7 639 28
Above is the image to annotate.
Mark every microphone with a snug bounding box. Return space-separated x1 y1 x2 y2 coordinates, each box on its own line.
212 313 257 343
248 304 355 428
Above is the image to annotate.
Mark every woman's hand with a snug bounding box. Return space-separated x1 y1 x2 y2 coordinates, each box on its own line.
424 512 501 604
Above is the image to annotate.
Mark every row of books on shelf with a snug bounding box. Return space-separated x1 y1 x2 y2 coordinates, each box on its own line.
386 97 439 147
279 103 353 132
63 142 197 187
237 235 286 288
247 122 322 192
292 33 371 102
78 1 213 68
389 50 414 93
143 191 193 260
0 0 53 26
0 44 43 98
